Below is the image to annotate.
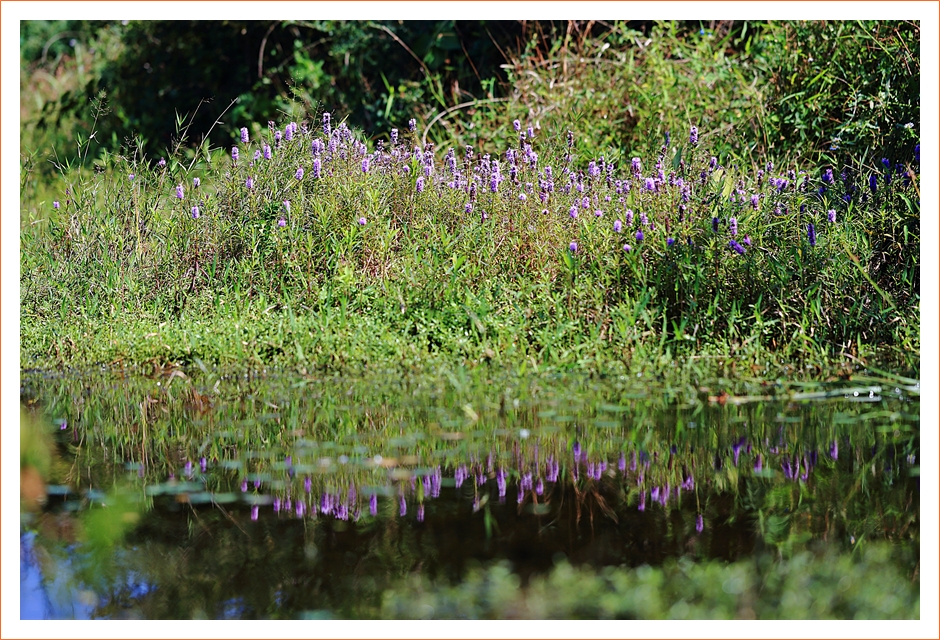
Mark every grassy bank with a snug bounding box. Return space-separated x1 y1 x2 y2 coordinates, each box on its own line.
19 22 920 381
20 113 919 378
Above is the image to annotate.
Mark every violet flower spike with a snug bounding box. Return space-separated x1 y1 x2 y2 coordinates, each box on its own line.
240 127 249 143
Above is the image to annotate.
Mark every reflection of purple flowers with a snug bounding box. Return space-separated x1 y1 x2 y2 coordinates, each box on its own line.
696 514 704 533
251 505 259 521
370 493 378 516
830 440 839 460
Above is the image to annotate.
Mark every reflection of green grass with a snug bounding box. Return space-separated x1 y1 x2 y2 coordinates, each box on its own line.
382 544 918 619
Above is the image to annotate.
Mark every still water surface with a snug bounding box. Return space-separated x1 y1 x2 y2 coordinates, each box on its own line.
19 370 920 619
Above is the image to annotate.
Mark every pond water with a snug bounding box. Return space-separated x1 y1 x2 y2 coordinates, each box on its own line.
19 370 920 619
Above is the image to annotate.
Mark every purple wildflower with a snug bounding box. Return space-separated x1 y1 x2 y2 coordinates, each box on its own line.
569 241 578 253
157 158 166 168
614 219 622 233
251 505 259 521
689 125 699 146
830 440 839 460
246 176 253 189
638 491 646 511
742 235 752 246
822 168 833 184
263 144 272 160
408 118 417 132
750 194 759 210
295 167 304 181
417 504 425 522
191 206 200 219
53 201 60 209
232 146 239 163
696 514 704 533
807 223 816 247
240 127 249 143
754 454 763 473
513 119 521 131
278 217 286 228
729 240 746 255
828 209 836 223
623 244 632 252
175 184 184 199
193 177 200 188
635 230 644 242
667 237 675 247
712 217 720 233
868 174 877 193
729 217 738 236
416 176 425 193
400 495 407 517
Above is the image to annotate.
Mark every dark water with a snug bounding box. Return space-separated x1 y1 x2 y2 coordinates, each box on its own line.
19 370 920 619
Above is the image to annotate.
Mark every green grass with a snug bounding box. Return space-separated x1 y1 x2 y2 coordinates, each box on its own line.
19 21 920 381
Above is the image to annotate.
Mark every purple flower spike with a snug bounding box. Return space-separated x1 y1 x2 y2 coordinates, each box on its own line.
304 476 312 493
408 118 417 132
232 147 239 163
362 157 370 173
240 127 249 143
535 478 544 495
264 144 272 160
623 244 632 252
193 177 200 188
513 119 521 131
246 176 253 189
157 158 166 168
635 230 644 242
828 209 837 223
614 219 623 233
729 240 746 255
278 218 286 228
400 495 407 517
569 205 578 219
807 223 816 247
696 514 704 533
729 217 738 236
191 206 200 219
369 493 378 516
295 167 304 181
251 505 259 521
573 441 581 460
569 241 578 253
176 184 184 199
689 125 699 146
416 176 425 193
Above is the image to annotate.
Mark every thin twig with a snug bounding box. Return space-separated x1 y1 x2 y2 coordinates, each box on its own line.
421 97 509 146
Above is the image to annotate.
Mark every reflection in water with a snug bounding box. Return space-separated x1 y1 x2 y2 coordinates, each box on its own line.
19 372 919 619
